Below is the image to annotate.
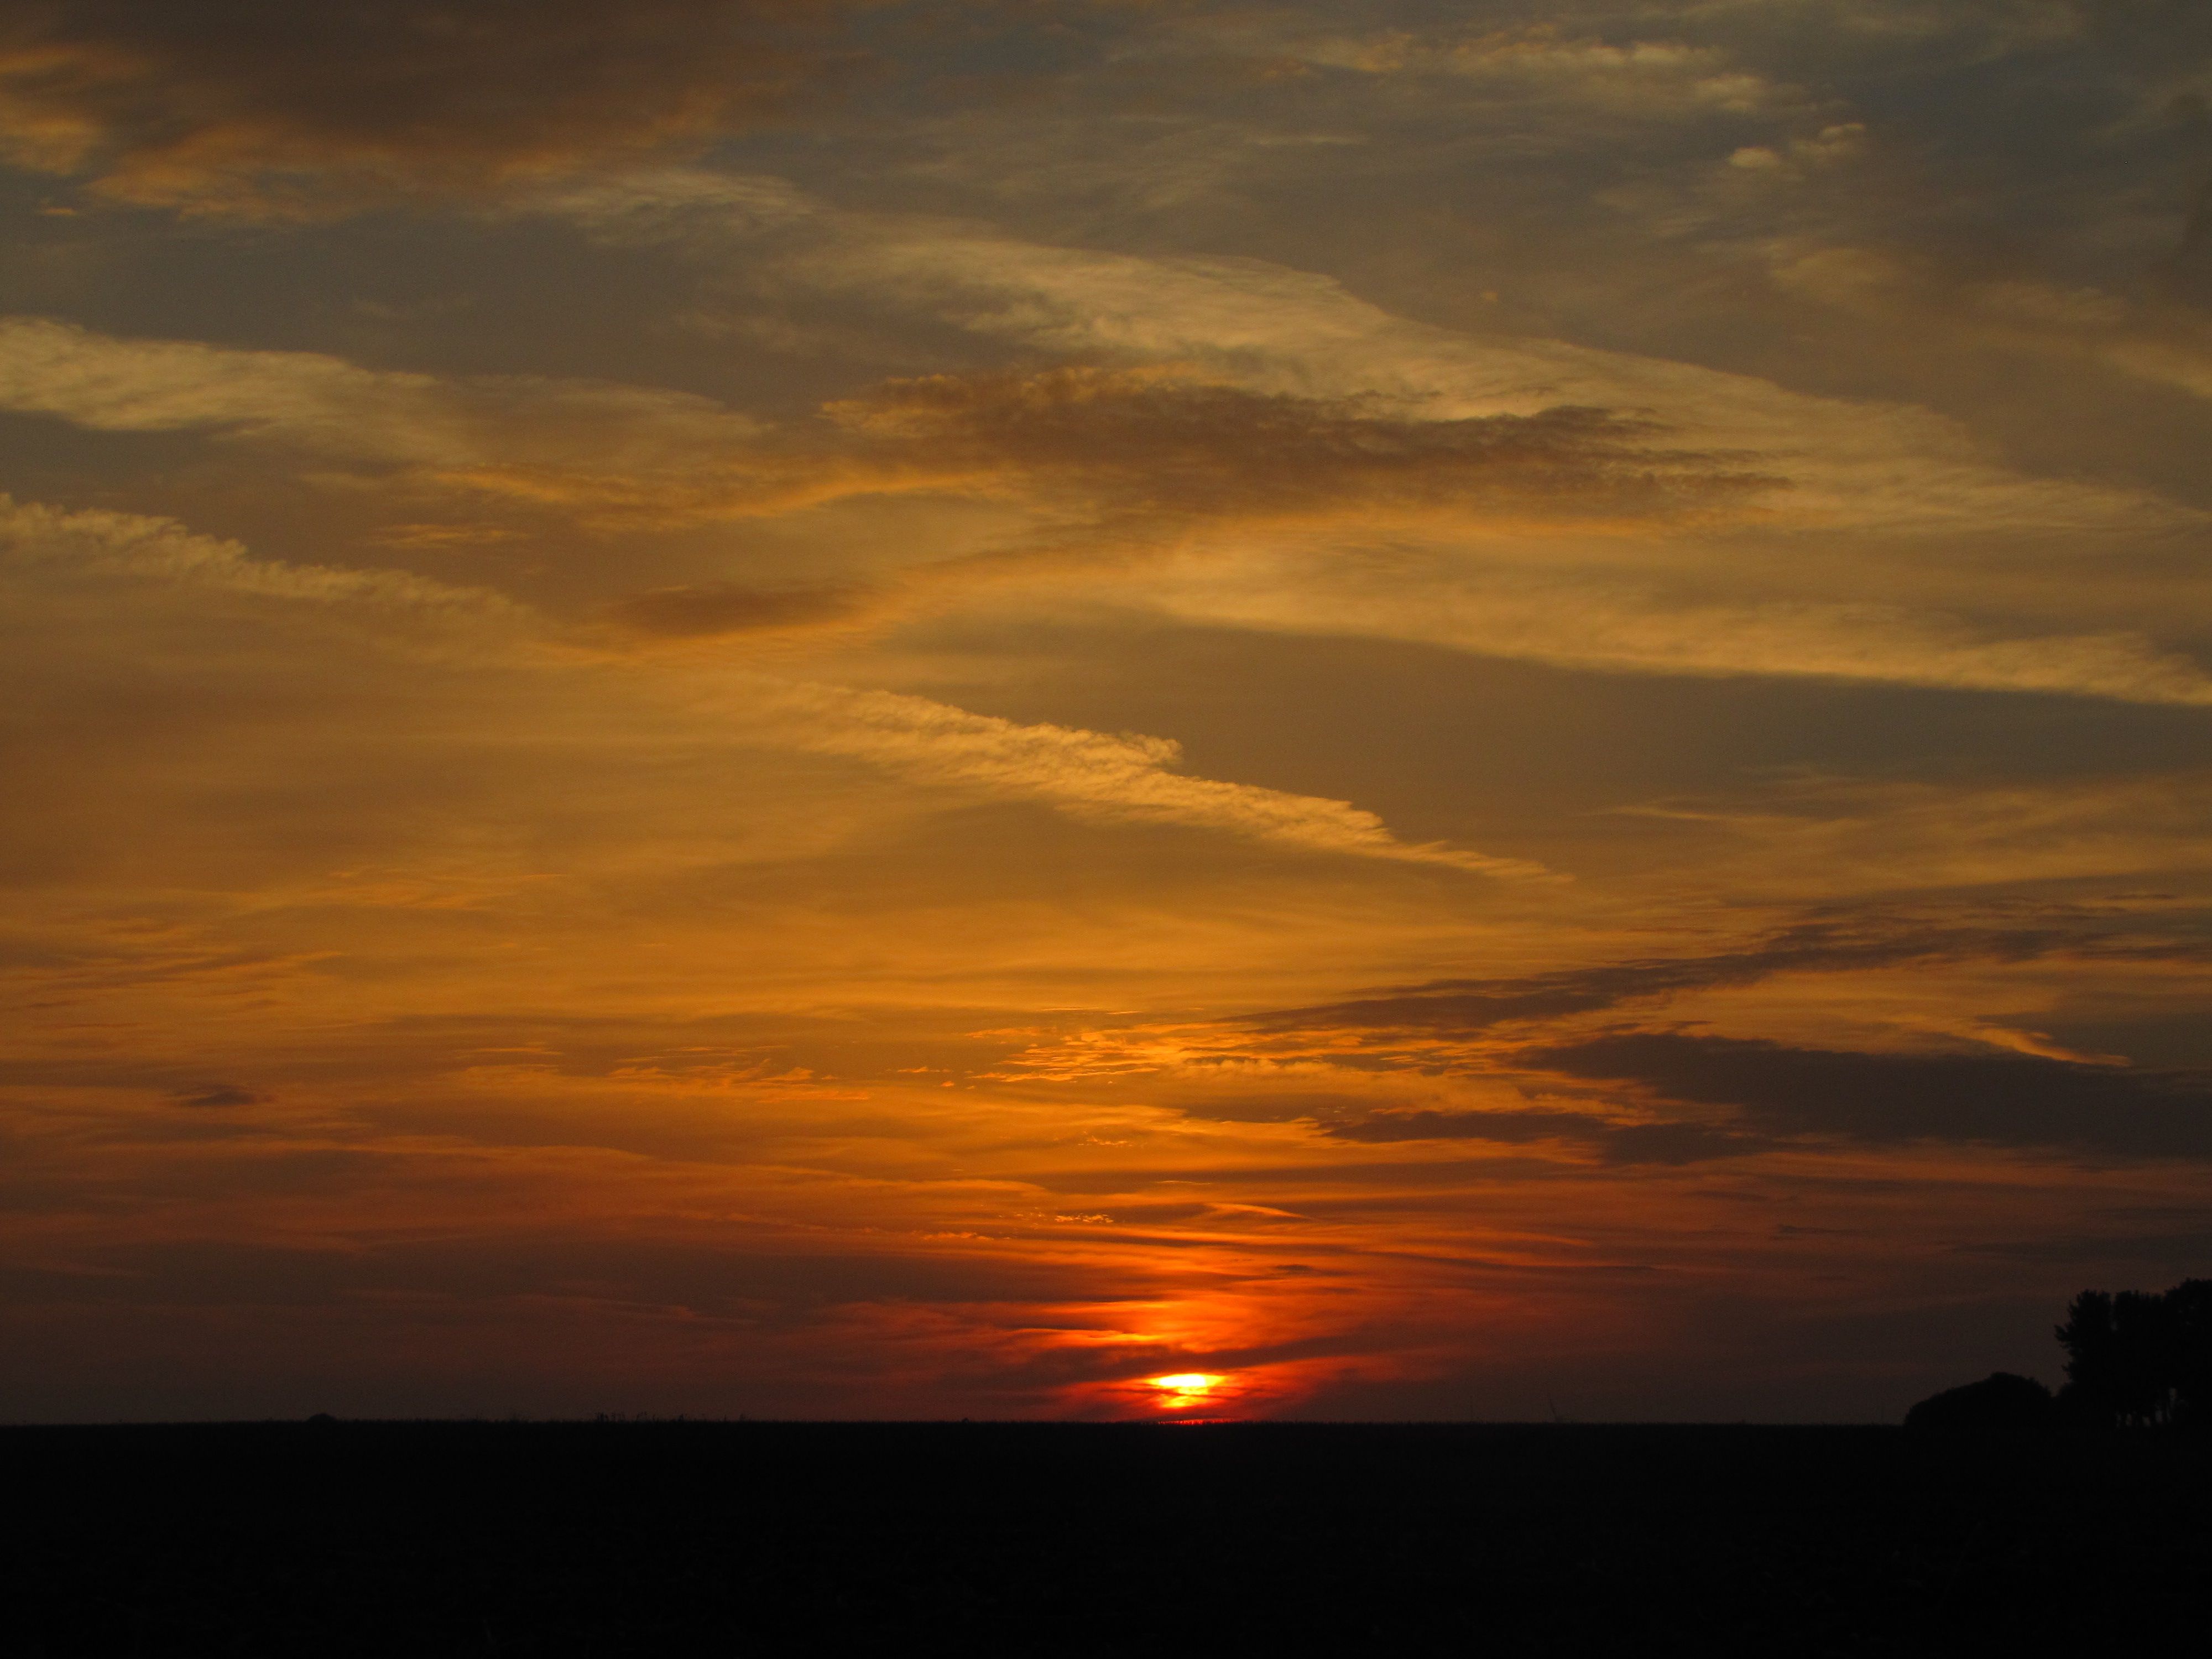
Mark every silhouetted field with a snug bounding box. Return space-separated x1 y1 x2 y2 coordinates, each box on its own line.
6 1421 2208 1655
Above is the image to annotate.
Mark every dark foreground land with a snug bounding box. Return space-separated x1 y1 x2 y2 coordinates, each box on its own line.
6 1421 2209 1656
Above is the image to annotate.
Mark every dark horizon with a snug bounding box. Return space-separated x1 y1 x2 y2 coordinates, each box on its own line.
11 1417 2210 1656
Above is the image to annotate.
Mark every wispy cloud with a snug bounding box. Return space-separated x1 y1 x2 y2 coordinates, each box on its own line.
15 306 2204 710
1256 21 1792 117
1771 243 2212 404
1246 921 2104 1037
533 169 2212 705
0 492 524 624
732 678 1547 877
0 315 766 470
1 491 1525 874
1138 556 2212 706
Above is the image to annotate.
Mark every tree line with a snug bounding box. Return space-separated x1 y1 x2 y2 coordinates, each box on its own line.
1906 1277 2212 1431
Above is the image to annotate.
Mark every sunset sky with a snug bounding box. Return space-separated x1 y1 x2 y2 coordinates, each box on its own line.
5 0 2211 1422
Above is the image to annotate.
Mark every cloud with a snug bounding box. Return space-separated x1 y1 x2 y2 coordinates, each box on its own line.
1770 243 2212 403
1622 773 2212 892
533 172 2212 704
1 490 1525 874
1725 122 1866 179
0 314 465 454
0 1 859 214
0 314 766 472
1277 23 1790 117
0 492 524 626
1520 1030 2212 1159
734 677 1547 876
0 313 1768 531
1326 1107 1751 1165
1137 556 2212 707
645 174 2182 526
169 1084 263 1109
1248 922 2091 1037
826 366 1775 522
0 317 1052 535
604 580 875 639
830 232 2173 534
1022 912 2210 1152
11 309 2207 709
1188 927 2212 1157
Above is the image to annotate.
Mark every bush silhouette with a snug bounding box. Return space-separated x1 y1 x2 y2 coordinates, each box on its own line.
1903 1373 2053 1432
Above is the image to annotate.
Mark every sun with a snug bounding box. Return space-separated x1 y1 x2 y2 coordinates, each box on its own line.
1148 1372 1225 1409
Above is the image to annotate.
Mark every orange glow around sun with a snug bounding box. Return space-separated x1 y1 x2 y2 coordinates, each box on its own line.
1149 1373 1225 1410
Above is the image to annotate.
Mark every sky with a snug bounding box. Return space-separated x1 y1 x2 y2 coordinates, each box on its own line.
3 0 2210 1423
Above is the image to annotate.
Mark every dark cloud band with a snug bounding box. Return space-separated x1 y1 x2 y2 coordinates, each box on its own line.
1521 1031 2212 1160
0 1 858 211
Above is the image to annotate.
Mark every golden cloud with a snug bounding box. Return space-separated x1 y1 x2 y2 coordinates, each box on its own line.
0 491 1535 875
1770 242 2212 403
11 312 2206 708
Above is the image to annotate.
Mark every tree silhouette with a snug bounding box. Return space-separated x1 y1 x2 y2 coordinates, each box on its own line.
2054 1279 2212 1429
2168 1279 2212 1427
1906 1275 2212 1431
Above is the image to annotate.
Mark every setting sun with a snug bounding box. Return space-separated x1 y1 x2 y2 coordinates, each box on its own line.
1149 1374 1226 1408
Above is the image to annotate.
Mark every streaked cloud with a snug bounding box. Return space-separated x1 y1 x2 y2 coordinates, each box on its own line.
1256 22 1792 117
740 676 1548 876
0 314 767 471
15 291 2210 723
1246 921 2109 1037
0 489 1526 874
1771 243 2212 404
0 491 524 625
